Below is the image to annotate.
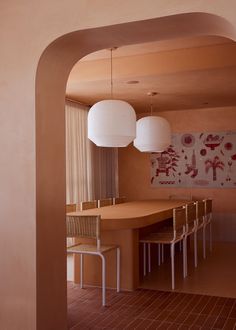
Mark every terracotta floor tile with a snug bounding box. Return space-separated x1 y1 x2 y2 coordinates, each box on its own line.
202 315 219 328
155 310 171 321
67 283 236 330
146 320 164 329
222 318 236 330
220 306 233 318
229 308 236 318
193 314 209 327
212 316 228 329
210 304 224 316
177 324 191 330
135 318 156 329
182 313 199 326
168 323 182 330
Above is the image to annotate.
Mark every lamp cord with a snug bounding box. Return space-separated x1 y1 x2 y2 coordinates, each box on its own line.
150 94 153 116
110 48 113 99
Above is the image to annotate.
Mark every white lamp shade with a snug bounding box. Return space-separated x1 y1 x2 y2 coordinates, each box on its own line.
88 100 136 147
134 116 171 152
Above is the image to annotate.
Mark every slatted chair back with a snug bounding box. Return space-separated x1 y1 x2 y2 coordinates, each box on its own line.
204 199 212 215
67 215 101 249
196 200 205 217
98 198 113 208
186 202 197 229
80 200 98 211
113 197 126 205
196 200 205 223
169 194 192 201
66 204 77 213
173 206 186 239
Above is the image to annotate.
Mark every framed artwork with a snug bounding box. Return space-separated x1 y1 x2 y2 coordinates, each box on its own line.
151 131 236 188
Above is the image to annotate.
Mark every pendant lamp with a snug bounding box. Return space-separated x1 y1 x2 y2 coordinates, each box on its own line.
134 92 171 152
88 48 136 147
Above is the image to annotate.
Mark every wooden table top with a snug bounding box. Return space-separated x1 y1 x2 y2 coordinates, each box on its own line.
67 199 189 231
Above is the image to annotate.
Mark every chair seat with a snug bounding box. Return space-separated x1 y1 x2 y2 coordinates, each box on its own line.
140 231 184 244
67 243 117 254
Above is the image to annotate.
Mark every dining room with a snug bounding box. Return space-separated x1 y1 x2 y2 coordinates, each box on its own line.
65 34 236 329
3 0 236 330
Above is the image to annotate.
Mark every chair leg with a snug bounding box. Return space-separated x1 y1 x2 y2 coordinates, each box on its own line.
184 237 187 278
148 243 151 273
194 231 198 268
203 226 206 259
161 244 164 263
209 222 212 252
158 244 160 266
170 244 175 290
179 240 182 252
116 247 120 292
100 254 106 307
143 243 146 276
80 254 83 289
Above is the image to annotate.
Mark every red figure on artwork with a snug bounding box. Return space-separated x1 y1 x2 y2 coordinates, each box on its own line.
155 147 179 177
185 150 198 178
205 156 224 181
204 134 224 150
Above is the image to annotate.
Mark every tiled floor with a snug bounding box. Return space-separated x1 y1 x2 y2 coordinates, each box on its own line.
68 283 236 329
68 242 236 329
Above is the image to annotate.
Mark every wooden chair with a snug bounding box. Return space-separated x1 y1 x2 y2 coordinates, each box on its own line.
66 215 120 306
80 200 97 211
169 194 192 201
203 198 213 253
183 202 198 276
66 204 77 213
140 206 186 290
98 198 113 208
113 197 126 205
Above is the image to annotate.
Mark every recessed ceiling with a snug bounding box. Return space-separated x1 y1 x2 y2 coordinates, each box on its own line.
66 36 236 113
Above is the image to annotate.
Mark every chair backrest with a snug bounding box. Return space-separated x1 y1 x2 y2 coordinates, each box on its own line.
66 204 77 213
66 215 101 249
169 194 192 201
113 197 126 205
196 200 205 222
98 198 113 208
173 206 186 238
186 202 197 228
80 200 98 211
204 198 212 215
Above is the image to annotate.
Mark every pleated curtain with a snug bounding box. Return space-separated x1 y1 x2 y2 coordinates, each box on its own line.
65 100 118 204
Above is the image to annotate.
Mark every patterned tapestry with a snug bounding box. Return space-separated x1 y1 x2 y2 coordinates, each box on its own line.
150 131 236 188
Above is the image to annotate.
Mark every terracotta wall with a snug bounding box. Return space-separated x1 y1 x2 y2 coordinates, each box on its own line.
119 106 236 240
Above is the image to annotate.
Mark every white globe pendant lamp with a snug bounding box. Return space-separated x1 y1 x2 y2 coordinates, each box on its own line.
134 92 171 152
88 48 136 147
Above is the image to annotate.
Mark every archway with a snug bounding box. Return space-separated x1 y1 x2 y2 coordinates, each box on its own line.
35 12 235 329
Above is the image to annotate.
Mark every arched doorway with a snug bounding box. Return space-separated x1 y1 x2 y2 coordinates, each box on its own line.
35 13 235 329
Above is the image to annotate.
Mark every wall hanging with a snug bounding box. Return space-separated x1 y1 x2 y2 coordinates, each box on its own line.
151 131 236 188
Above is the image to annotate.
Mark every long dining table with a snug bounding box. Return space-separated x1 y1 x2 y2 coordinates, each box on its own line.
67 199 188 291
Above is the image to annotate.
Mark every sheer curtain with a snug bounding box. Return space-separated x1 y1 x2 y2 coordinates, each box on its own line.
65 100 118 204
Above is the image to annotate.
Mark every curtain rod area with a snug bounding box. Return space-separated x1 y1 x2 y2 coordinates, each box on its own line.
66 97 91 108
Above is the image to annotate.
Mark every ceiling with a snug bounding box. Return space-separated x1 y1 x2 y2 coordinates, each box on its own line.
66 36 236 113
